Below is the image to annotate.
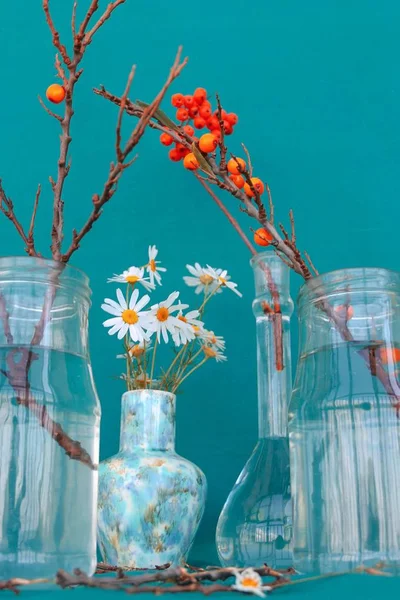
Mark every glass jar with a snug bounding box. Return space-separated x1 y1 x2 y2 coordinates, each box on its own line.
0 257 100 578
289 267 400 574
216 251 293 568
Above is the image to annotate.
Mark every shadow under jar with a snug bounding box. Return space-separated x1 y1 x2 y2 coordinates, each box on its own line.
0 257 100 578
289 267 400 575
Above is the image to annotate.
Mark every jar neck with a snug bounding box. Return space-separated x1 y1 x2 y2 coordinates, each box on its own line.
0 257 91 357
251 252 293 438
120 390 176 452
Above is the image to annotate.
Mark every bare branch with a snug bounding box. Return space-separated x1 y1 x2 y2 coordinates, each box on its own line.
216 94 227 171
289 209 296 244
83 0 126 46
38 95 63 122
77 0 99 37
0 180 36 255
266 183 274 224
71 1 78 39
304 250 319 276
42 0 71 66
241 143 253 177
116 65 136 162
26 184 42 257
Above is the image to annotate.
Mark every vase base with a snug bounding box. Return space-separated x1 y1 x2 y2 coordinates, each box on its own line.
294 551 400 576
0 551 96 579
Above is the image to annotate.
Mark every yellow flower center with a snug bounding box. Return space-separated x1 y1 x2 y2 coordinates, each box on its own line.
219 277 227 285
122 309 139 325
192 325 200 333
203 346 217 358
241 578 259 588
150 259 157 272
200 274 214 285
210 335 217 344
156 307 169 322
125 275 140 284
178 315 187 323
129 345 145 357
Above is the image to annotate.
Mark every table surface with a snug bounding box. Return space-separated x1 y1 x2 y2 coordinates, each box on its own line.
8 571 400 599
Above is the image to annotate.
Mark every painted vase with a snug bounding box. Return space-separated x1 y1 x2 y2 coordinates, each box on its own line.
97 389 207 568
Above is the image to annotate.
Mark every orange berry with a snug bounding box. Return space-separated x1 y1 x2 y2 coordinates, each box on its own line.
183 125 195 136
230 174 245 189
226 112 238 125
176 107 189 121
183 152 199 170
193 87 207 105
184 95 194 108
171 93 184 108
214 108 228 119
211 129 222 141
335 304 354 320
254 227 273 247
379 347 400 365
223 120 233 135
175 142 188 157
244 177 265 197
169 148 182 161
199 105 212 120
199 133 218 153
46 84 66 104
227 157 246 175
160 132 174 146
194 116 206 129
188 105 199 117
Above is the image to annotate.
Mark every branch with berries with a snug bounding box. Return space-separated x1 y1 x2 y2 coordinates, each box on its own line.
95 84 400 410
0 0 187 469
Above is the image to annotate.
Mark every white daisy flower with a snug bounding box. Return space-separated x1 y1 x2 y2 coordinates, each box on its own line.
172 310 205 346
183 263 221 295
204 330 226 351
108 266 155 292
147 245 167 286
232 569 272 598
117 341 152 360
202 345 227 363
146 291 188 345
102 288 151 342
205 265 242 297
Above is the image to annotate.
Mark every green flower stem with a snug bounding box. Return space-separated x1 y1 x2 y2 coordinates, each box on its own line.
149 337 158 388
173 357 209 393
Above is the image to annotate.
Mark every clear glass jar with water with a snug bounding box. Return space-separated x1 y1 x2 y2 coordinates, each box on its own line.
216 251 293 568
0 257 100 578
289 268 400 574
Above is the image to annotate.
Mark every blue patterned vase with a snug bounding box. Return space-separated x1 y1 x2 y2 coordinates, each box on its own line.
97 389 207 568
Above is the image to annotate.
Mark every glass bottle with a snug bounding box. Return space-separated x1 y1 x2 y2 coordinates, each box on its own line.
216 251 293 568
0 256 100 578
289 267 400 574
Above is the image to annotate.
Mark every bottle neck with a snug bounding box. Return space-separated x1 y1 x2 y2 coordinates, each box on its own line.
251 251 293 439
256 313 292 438
120 390 176 452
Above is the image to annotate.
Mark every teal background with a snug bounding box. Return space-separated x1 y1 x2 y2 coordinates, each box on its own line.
1 0 400 576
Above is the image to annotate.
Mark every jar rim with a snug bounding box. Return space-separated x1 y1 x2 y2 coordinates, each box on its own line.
299 266 400 304
0 256 90 298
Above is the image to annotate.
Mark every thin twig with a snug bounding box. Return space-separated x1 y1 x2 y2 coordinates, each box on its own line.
38 95 63 121
216 94 227 171
26 184 42 257
304 250 319 276
266 183 274 224
83 0 127 45
289 209 296 244
0 180 37 256
116 66 137 162
241 143 253 177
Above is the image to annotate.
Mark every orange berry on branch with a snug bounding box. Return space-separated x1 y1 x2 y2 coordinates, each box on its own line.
194 116 207 129
244 177 265 197
160 132 174 146
227 157 246 175
183 125 195 136
199 105 212 120
199 133 218 153
176 107 189 121
254 227 273 247
211 129 222 141
193 87 207 105
229 174 245 189
183 152 199 170
223 120 233 135
379 347 400 365
214 108 228 119
171 93 185 108
168 148 182 161
46 84 66 104
226 112 238 125
184 95 194 108
207 116 220 131
175 142 189 157
188 106 199 117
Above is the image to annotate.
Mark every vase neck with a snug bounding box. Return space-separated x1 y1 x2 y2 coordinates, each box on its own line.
120 390 176 452
251 252 293 439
